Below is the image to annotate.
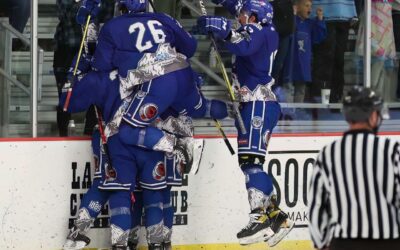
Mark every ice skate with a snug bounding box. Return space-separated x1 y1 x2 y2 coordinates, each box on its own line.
266 210 295 247
148 243 163 250
62 226 91 250
112 244 128 250
127 240 138 250
163 241 172 250
237 209 275 245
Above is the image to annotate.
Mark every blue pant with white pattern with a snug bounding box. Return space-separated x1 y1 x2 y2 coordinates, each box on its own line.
236 101 281 209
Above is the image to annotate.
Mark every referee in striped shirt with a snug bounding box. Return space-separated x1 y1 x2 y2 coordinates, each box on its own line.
308 86 400 250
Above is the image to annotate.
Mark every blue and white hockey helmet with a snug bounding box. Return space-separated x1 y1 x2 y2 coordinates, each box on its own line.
241 0 273 24
118 0 147 13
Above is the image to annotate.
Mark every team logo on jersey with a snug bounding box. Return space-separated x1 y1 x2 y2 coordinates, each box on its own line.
252 116 263 129
88 200 102 213
139 103 158 121
105 163 117 182
152 162 166 181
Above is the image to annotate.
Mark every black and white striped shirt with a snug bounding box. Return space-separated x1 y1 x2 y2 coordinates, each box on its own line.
308 129 400 249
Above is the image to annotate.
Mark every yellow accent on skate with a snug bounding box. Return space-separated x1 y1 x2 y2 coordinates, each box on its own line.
268 210 280 218
258 214 269 223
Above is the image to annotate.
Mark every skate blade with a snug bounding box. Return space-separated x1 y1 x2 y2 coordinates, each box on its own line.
189 139 204 175
267 220 295 247
239 228 275 245
62 240 88 250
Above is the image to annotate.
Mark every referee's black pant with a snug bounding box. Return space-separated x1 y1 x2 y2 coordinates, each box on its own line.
331 238 400 250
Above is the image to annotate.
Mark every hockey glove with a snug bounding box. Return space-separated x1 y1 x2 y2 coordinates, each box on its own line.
67 53 93 82
76 0 101 25
197 16 232 40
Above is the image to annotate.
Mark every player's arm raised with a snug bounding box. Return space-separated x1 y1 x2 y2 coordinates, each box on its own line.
92 21 117 71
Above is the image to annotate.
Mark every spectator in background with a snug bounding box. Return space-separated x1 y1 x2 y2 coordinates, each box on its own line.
283 0 326 103
311 0 357 103
53 0 114 136
53 0 82 137
356 0 397 102
153 0 182 19
271 0 296 87
0 0 30 33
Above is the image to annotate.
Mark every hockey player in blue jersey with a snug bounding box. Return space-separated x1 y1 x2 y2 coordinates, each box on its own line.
59 67 194 250
59 49 224 249
75 0 230 158
198 0 294 246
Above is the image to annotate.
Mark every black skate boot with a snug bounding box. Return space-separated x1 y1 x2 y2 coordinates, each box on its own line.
237 209 275 245
127 241 138 250
266 196 295 247
148 243 163 250
112 244 128 250
62 226 91 250
163 241 172 250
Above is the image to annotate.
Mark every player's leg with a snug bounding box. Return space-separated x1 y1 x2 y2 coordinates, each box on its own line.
99 136 138 249
142 188 165 250
236 101 281 245
128 190 143 250
108 191 132 250
162 187 173 250
239 100 294 246
136 150 168 250
63 129 110 250
63 178 111 250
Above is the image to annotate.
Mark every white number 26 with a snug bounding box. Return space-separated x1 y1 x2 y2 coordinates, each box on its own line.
128 20 166 52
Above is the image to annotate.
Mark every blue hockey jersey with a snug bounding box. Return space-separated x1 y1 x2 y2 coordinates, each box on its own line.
227 23 279 91
60 71 122 123
93 12 197 79
283 16 326 83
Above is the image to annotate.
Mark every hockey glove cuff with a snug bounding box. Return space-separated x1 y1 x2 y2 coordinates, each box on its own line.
67 53 93 82
197 16 232 40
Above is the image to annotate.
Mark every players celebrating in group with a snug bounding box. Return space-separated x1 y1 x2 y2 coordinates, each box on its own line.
59 0 293 249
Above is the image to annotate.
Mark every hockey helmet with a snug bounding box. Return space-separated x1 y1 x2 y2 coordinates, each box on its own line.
240 0 274 24
118 0 147 13
342 86 389 123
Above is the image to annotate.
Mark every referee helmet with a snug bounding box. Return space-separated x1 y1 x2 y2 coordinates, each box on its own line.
343 86 389 123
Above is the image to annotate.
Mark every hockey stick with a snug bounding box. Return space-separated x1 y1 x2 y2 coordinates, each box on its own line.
214 119 235 155
93 106 114 169
63 15 92 111
79 20 115 170
198 0 247 136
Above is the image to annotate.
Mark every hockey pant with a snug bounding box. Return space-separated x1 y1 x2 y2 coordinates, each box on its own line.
237 101 281 210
